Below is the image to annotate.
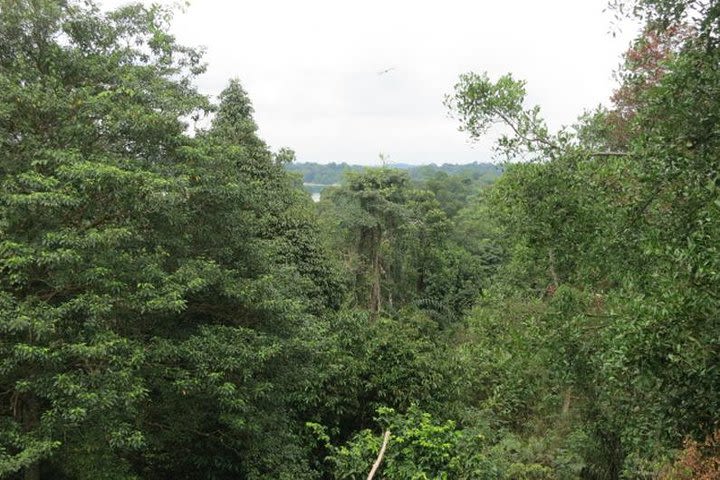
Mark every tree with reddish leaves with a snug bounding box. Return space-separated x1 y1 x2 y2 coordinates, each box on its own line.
604 23 695 147
613 23 693 118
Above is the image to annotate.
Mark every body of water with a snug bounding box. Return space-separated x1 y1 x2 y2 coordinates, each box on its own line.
304 183 337 202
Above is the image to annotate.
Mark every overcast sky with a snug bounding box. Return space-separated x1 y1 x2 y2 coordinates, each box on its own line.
102 0 639 165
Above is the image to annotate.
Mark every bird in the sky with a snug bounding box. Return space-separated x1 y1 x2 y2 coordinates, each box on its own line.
377 67 395 75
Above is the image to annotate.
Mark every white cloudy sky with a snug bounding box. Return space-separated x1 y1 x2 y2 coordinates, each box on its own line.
102 0 640 165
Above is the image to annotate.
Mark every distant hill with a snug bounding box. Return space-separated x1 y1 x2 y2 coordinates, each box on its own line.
286 161 503 186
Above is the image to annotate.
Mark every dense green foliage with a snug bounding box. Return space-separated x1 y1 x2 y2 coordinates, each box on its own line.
2 0 720 478
0 2 341 478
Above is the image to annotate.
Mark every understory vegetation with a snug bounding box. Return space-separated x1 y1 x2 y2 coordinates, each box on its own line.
2 0 720 478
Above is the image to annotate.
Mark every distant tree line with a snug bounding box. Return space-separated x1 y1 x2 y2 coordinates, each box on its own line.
286 161 503 185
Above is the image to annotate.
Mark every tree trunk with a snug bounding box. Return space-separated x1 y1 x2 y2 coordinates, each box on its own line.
22 395 40 480
369 251 381 317
548 248 560 287
561 387 572 418
368 227 382 319
416 266 425 295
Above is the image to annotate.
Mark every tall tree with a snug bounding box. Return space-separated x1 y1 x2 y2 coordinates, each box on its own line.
324 168 409 316
0 2 342 478
0 1 210 478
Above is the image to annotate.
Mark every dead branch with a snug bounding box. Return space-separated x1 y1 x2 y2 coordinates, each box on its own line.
367 430 391 480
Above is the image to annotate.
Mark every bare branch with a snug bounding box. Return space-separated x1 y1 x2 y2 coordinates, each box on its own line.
367 430 391 480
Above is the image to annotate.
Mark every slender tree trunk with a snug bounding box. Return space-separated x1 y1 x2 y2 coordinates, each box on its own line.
369 227 382 318
548 248 560 287
561 387 572 418
416 264 425 295
22 395 40 480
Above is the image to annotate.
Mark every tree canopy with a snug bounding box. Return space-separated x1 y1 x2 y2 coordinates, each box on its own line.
2 0 720 478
